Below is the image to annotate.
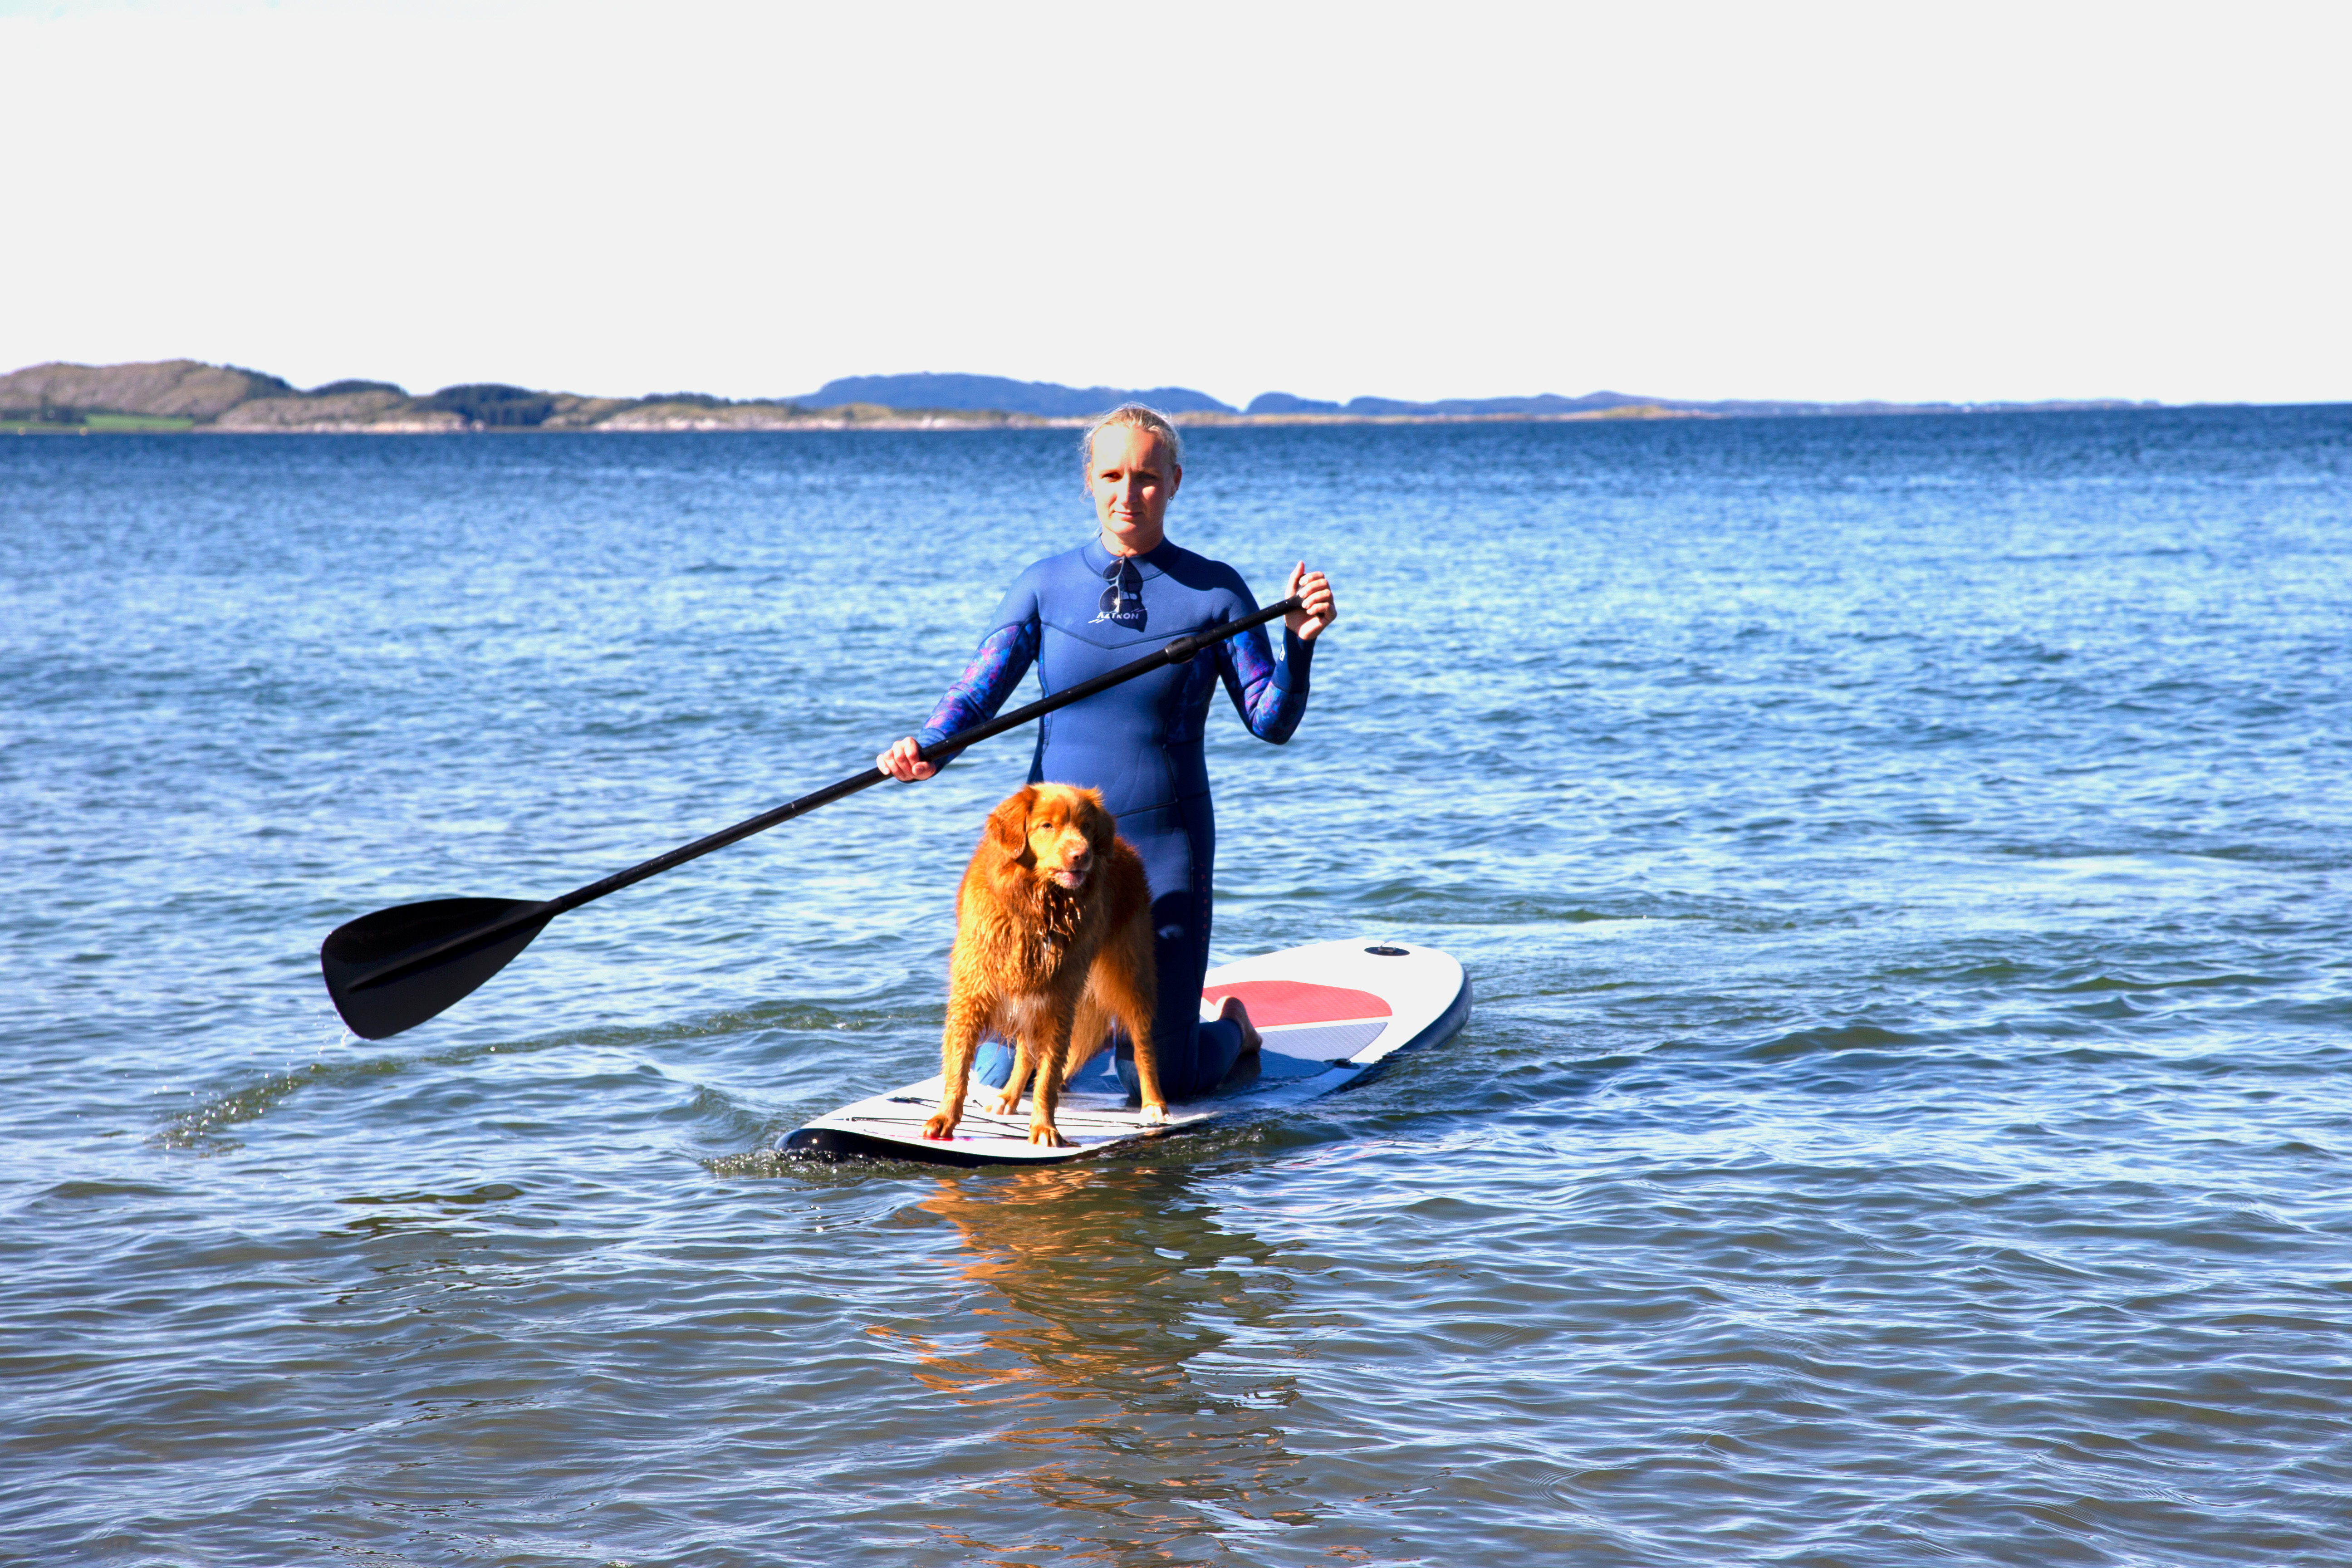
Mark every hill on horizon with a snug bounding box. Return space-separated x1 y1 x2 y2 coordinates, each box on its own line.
3 358 2171 433
1247 389 1661 416
806 372 1235 416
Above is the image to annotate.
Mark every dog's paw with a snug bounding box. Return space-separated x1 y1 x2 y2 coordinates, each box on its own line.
921 1110 960 1141
1026 1122 1070 1148
987 1090 1022 1115
1138 1101 1168 1125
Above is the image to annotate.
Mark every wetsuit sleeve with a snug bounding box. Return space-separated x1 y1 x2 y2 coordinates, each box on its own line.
913 576 1043 761
1216 596 1313 744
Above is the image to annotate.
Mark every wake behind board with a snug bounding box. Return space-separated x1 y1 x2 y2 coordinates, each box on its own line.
781 939 1470 1167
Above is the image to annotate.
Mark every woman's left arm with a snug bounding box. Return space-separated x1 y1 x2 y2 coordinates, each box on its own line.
1219 564 1336 743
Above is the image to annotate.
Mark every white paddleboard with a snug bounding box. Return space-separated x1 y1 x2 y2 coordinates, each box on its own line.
780 939 1470 1167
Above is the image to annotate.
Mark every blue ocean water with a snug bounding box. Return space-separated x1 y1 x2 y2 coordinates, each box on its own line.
1 410 2347 1565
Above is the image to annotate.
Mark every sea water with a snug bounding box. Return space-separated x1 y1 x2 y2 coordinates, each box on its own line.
1 410 2347 1565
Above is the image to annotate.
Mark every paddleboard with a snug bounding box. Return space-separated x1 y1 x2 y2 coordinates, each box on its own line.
780 939 1470 1167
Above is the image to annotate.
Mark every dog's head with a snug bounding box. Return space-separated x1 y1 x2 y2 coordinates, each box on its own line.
985 784 1115 892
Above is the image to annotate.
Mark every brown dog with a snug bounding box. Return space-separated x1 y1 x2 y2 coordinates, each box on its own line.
924 783 1164 1147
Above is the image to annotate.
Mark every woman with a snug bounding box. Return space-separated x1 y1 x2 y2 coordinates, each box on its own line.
879 403 1338 1100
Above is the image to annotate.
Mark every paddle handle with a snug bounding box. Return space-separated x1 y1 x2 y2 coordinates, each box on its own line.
549 594 1305 915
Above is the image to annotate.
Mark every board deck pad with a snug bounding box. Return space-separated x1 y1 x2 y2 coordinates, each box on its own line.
781 939 1470 1167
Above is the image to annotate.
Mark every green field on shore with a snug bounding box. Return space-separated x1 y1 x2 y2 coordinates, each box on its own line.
4 412 197 433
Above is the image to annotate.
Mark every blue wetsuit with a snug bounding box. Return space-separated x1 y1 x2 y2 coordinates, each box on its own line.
917 537 1313 1099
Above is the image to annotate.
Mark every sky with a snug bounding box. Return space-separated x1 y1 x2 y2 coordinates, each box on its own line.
2 0 2346 407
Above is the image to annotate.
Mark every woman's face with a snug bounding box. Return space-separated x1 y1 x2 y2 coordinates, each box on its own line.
1087 424 1181 554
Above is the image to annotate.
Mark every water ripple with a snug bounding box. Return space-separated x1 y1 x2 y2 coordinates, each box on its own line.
3 413 2350 1563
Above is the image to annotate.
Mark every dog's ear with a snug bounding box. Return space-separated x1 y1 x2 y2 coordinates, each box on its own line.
1077 788 1115 852
985 787 1034 858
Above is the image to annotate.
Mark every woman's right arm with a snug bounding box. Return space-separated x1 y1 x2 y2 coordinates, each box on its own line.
877 599 1041 782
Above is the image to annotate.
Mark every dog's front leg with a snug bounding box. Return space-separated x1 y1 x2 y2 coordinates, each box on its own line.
1126 1022 1168 1126
925 986 992 1141
988 1041 1034 1116
1102 938 1166 1125
1026 1006 1078 1147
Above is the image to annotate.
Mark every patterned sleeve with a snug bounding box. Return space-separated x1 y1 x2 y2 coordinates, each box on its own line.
1217 606 1313 744
913 578 1042 760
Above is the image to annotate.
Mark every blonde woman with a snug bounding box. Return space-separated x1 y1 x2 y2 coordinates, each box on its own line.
879 404 1338 1099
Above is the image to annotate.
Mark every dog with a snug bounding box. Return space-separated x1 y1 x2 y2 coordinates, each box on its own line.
924 783 1164 1147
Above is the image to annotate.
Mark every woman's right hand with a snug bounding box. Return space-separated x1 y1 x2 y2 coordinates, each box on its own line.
877 736 936 782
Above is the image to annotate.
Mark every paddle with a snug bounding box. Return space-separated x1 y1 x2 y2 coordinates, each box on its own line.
320 595 1306 1039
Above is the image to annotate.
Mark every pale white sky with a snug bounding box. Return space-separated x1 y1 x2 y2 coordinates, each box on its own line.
3 0 2345 407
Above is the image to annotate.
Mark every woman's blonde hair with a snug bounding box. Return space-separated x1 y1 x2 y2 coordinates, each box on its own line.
1080 402 1183 476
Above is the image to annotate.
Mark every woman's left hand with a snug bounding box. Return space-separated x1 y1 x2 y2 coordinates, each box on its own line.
1284 562 1338 642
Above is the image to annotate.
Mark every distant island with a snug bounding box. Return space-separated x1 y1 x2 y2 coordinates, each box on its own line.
0 360 2164 435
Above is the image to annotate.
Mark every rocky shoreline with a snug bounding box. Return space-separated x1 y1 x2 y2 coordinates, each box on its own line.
1 358 2163 434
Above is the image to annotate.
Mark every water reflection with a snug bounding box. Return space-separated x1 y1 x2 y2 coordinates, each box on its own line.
904 1164 1323 1552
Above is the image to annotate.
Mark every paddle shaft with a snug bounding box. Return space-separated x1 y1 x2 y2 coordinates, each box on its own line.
350 596 1304 992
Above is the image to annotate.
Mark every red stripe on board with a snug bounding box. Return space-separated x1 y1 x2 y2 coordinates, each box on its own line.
1200 980 1392 1027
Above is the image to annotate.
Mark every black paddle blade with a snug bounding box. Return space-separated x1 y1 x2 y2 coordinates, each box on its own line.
320 897 554 1040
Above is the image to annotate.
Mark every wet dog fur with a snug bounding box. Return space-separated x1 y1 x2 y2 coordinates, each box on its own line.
923 784 1163 1147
